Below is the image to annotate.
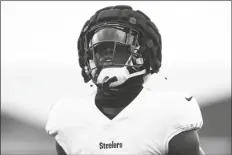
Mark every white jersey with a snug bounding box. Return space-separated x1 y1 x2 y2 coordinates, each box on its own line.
46 86 203 154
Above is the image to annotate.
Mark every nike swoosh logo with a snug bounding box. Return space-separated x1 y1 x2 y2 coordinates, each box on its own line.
185 96 193 101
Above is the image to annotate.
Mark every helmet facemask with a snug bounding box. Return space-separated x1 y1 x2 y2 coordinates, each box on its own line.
84 23 147 94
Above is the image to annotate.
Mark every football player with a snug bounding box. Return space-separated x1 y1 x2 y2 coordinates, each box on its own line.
46 5 205 155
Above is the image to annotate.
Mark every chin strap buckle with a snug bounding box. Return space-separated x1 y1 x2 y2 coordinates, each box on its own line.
101 76 118 95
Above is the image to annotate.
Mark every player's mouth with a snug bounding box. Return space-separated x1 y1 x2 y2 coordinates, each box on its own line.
100 56 113 66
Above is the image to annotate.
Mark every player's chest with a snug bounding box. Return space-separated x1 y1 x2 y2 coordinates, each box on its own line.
60 110 164 154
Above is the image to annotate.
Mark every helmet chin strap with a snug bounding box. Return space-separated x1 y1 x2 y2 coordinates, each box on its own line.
101 76 118 95
95 67 146 95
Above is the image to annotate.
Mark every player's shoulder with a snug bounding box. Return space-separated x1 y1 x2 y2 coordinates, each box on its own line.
143 76 201 119
48 90 96 119
143 73 199 107
47 94 85 120
145 88 197 108
50 90 96 113
145 88 202 124
45 91 96 136
49 81 97 112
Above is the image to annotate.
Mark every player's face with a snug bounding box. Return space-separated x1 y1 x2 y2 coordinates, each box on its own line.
87 26 138 76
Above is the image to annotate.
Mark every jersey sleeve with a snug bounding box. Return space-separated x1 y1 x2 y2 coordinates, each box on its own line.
161 93 203 154
45 97 70 154
46 97 65 136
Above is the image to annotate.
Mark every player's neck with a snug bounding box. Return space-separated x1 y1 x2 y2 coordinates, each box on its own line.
95 75 144 119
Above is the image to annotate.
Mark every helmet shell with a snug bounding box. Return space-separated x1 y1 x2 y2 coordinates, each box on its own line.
78 5 162 83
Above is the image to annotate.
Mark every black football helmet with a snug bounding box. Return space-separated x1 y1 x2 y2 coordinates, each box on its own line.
77 5 162 92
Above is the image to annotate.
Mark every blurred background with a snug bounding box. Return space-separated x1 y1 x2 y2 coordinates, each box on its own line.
1 1 231 154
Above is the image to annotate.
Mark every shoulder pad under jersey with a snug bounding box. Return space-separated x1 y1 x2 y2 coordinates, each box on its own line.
45 94 93 137
151 91 203 154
